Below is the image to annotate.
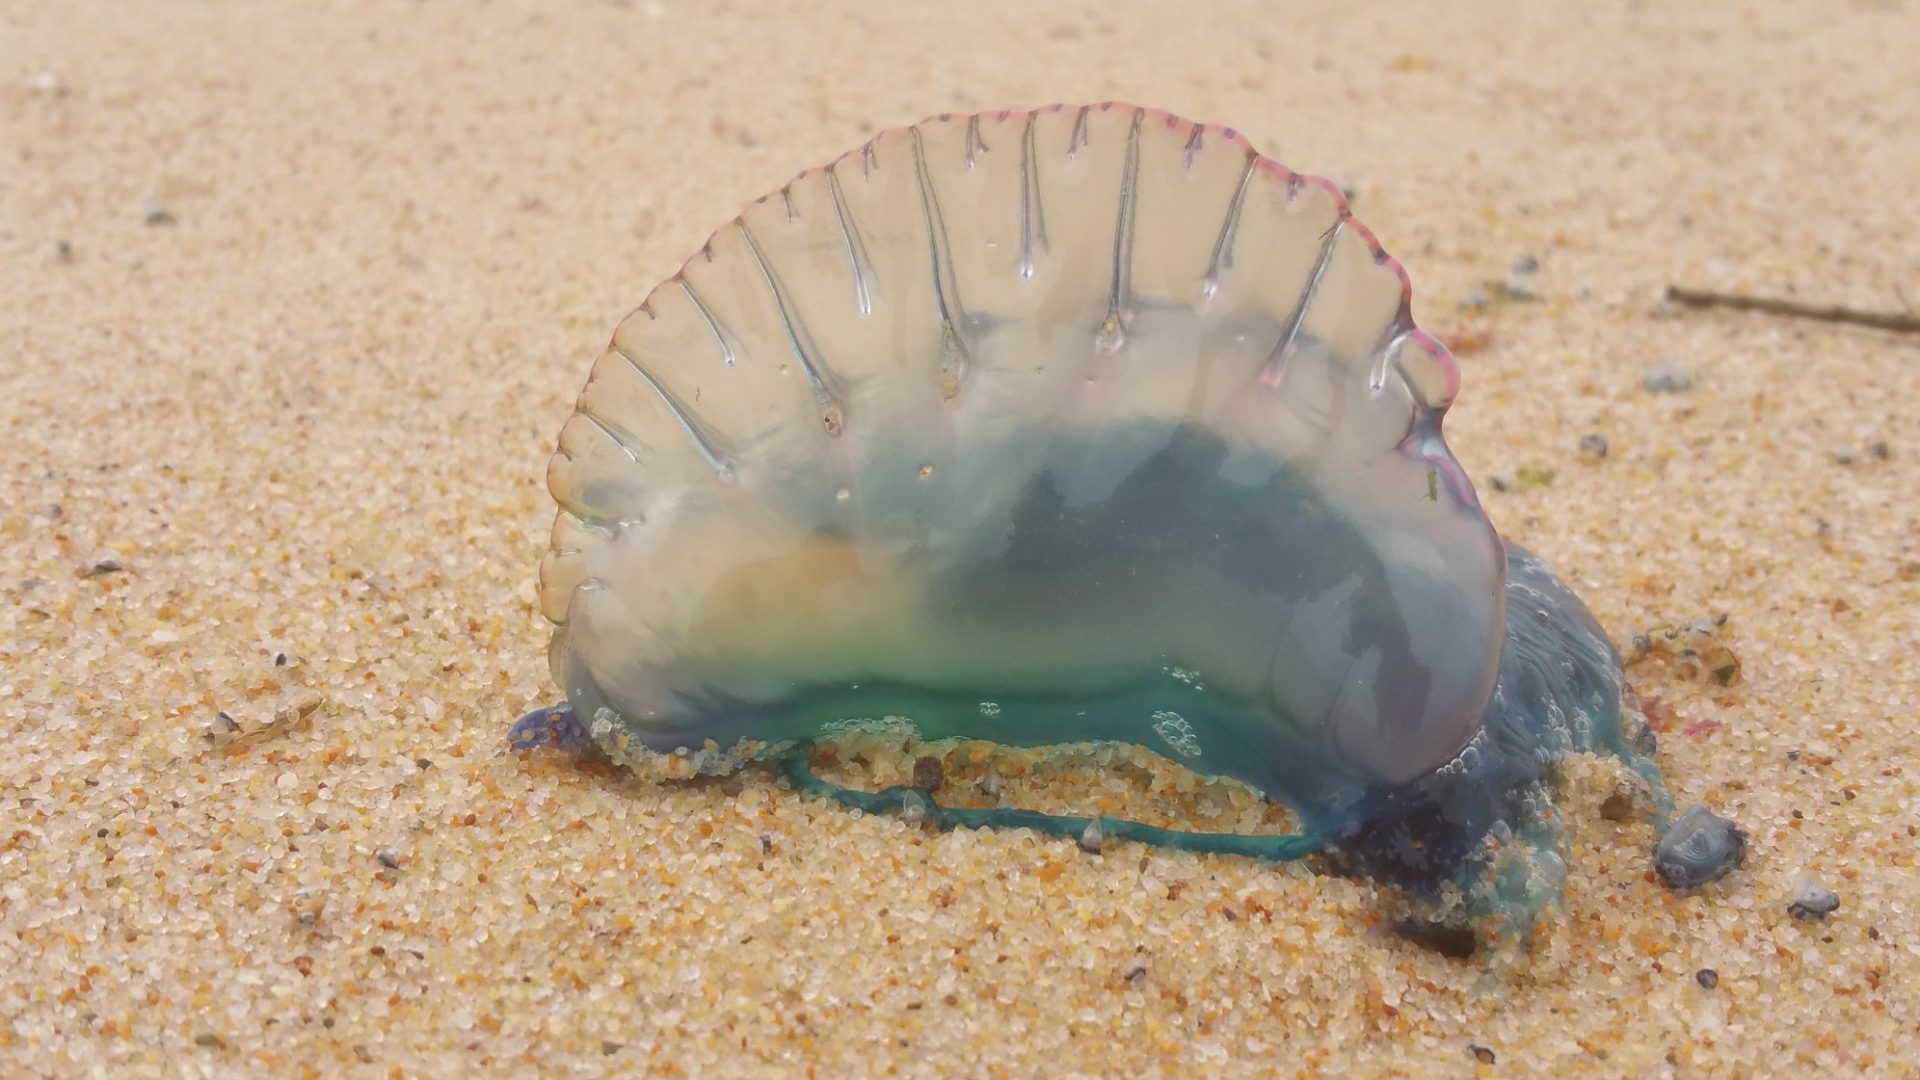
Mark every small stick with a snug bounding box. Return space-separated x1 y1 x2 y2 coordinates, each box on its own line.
1663 285 1920 334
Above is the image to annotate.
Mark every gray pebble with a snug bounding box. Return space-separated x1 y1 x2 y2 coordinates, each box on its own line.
1655 805 1746 889
82 552 124 577
1499 277 1537 302
1788 877 1840 921
1695 968 1718 989
203 711 240 744
1578 433 1610 458
1642 360 1694 394
911 754 944 792
1510 254 1540 275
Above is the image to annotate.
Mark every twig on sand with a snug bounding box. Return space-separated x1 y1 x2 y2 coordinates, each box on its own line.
1663 285 1920 334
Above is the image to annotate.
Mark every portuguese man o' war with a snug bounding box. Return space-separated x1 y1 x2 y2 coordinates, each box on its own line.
513 103 1712 940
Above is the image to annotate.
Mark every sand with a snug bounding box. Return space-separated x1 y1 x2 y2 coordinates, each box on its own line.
3 1 1917 1076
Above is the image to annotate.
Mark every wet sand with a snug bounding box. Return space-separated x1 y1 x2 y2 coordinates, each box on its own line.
3 1 1916 1075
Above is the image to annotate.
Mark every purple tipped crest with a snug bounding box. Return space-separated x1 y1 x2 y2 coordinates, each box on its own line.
536 102 1502 800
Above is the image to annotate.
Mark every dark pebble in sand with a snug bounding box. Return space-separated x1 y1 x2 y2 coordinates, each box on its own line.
1578 433 1610 458
1641 360 1694 394
1655 805 1746 889
1696 968 1719 989
1788 879 1840 922
81 555 124 577
1599 792 1635 821
911 755 944 792
1469 1043 1497 1065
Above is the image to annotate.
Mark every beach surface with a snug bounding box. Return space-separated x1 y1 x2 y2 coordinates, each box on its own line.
3 1 1917 1076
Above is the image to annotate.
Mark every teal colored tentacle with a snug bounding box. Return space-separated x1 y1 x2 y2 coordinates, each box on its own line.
778 743 1325 863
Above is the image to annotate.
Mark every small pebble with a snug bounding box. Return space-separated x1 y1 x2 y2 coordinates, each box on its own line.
1788 875 1840 921
1488 465 1554 494
1599 792 1634 822
1655 805 1747 889
1123 963 1147 984
602 1040 623 1056
1498 277 1537 301
144 205 177 227
376 849 402 870
1578 433 1610 458
289 890 325 926
81 552 125 577
201 710 248 747
1469 1043 1497 1065
911 755 944 792
1510 254 1540 275
193 1033 224 1049
1078 817 1104 854
1641 360 1694 394
1696 968 1719 989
